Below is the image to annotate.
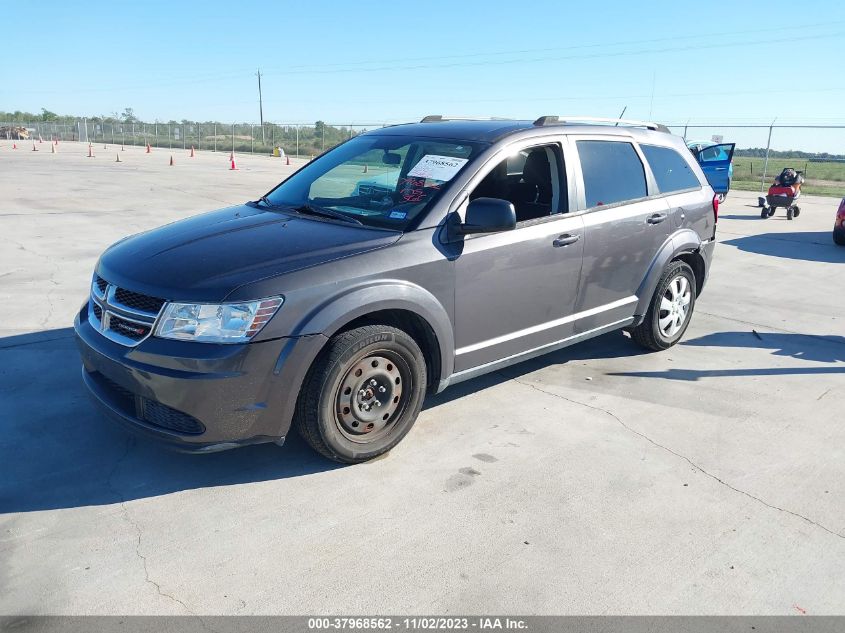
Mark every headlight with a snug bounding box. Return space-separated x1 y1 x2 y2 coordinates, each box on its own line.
155 297 283 343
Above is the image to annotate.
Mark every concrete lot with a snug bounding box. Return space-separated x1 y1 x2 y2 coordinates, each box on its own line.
1 141 844 615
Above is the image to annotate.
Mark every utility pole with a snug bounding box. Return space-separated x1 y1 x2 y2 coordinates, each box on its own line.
257 69 265 144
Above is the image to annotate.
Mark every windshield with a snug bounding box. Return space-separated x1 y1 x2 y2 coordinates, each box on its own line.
263 134 486 229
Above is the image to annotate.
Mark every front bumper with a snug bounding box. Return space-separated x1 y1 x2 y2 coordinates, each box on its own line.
74 304 327 451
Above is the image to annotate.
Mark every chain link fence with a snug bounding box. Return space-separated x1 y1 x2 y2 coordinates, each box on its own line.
4 119 844 196
1 119 388 158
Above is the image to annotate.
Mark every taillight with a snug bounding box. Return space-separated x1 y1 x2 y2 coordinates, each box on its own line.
712 194 719 222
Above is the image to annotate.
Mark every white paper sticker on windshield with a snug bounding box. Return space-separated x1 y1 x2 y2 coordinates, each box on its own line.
407 155 468 181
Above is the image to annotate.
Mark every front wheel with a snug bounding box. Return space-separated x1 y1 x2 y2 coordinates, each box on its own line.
834 227 845 246
294 325 427 463
717 192 727 204
630 261 697 351
787 207 794 220
761 208 770 219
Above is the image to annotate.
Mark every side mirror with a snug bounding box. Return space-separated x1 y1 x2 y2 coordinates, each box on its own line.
459 197 516 234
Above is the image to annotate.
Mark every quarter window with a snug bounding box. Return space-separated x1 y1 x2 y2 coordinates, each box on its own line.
641 144 700 193
576 140 647 208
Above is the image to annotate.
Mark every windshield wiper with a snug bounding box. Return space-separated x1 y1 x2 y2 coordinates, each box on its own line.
290 203 363 225
253 194 278 207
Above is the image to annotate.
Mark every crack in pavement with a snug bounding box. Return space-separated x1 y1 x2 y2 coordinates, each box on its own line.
502 373 844 541
106 439 219 630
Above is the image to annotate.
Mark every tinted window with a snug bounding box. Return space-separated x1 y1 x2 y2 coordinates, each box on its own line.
576 141 647 208
641 144 700 193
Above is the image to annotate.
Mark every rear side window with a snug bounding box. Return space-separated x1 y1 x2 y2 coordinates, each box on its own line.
576 140 647 208
641 144 700 193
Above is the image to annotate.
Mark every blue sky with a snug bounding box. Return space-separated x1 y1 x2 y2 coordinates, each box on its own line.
4 0 845 150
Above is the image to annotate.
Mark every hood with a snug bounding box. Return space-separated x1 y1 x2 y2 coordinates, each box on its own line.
97 204 400 302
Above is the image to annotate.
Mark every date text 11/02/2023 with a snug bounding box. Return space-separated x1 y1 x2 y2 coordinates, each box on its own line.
307 617 528 630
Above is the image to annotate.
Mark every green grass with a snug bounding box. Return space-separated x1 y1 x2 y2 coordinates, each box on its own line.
731 155 845 197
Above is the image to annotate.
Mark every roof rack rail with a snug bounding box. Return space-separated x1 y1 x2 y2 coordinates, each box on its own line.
533 115 670 133
420 115 510 123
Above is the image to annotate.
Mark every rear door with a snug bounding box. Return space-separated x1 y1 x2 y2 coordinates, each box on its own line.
695 143 735 194
569 136 671 333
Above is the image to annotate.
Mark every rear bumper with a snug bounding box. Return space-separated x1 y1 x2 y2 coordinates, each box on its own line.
74 304 327 451
700 238 716 293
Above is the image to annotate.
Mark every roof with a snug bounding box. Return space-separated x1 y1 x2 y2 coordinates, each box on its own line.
365 117 672 144
367 119 537 143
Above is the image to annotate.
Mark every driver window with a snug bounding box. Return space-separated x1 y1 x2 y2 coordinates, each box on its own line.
469 144 565 222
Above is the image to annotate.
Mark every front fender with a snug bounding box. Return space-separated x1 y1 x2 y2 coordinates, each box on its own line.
634 229 703 317
291 280 455 383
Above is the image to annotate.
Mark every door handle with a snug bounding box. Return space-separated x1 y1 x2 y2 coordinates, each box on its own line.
647 213 668 225
553 234 581 247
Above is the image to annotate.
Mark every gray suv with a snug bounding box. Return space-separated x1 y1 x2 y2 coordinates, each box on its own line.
74 115 718 463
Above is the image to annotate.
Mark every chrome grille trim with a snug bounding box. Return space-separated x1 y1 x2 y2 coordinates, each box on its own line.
88 275 165 347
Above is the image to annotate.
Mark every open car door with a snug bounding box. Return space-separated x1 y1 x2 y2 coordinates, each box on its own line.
695 143 735 195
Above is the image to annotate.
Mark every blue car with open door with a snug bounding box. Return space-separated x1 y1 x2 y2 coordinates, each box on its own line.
688 141 735 202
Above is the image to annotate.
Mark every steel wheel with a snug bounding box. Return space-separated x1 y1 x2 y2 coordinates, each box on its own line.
658 274 691 338
334 352 411 443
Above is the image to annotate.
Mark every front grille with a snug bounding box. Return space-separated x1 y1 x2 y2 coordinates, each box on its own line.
140 400 205 435
108 314 151 340
114 287 166 314
89 275 166 346
88 371 205 435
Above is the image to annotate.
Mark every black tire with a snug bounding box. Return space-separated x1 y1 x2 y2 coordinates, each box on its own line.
768 207 776 217
630 261 697 352
834 227 845 246
793 206 800 217
294 325 427 464
787 207 794 220
760 208 769 219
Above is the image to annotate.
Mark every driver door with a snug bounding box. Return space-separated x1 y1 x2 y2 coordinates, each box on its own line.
451 141 584 373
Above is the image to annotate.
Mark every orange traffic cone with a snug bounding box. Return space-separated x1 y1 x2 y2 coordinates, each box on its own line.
116 152 122 163
32 142 38 152
169 155 174 166
51 143 56 154
146 143 151 154
12 142 17 150
88 143 94 158
39 135 43 144
121 144 125 151
189 146 195 158
54 139 58 146
103 144 107 149
285 155 290 166
230 157 238 170
229 150 234 162
363 164 368 173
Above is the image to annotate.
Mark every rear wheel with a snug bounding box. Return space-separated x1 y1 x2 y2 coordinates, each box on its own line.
787 207 794 220
717 192 727 204
768 207 776 217
760 208 770 219
793 206 801 218
834 227 845 246
295 325 427 464
630 261 697 351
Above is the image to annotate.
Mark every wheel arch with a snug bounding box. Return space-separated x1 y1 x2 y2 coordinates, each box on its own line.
291 281 454 392
634 230 705 318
